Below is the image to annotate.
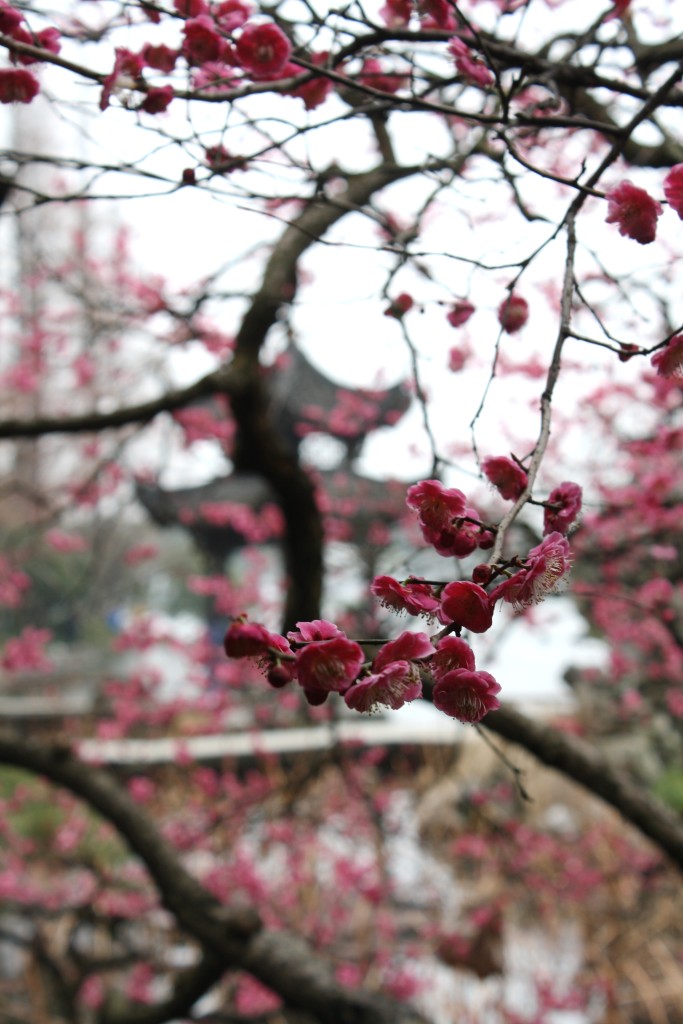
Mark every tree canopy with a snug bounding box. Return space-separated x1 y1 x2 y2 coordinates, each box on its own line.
1 0 683 1020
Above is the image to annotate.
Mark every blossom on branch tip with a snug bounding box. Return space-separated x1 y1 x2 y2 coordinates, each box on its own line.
651 335 683 379
498 294 529 333
544 481 582 535
224 620 291 660
439 581 494 633
235 22 291 79
384 293 413 319
482 456 528 501
446 300 475 328
370 575 440 617
489 532 572 610
432 668 501 723
663 165 683 220
605 181 662 244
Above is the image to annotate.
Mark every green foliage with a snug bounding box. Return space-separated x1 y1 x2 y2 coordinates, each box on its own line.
653 768 683 813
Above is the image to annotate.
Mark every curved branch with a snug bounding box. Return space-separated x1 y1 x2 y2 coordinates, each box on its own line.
227 158 442 628
484 705 683 872
0 366 238 438
0 734 429 1024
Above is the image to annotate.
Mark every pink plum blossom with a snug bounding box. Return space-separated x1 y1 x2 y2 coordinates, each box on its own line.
99 48 143 110
224 620 291 660
384 292 414 318
544 481 582 535
182 16 225 64
139 85 174 113
426 512 491 558
379 0 411 27
446 300 475 328
344 661 422 712
235 22 292 79
284 51 333 109
0 2 23 34
174 0 208 16
430 636 476 678
432 668 501 723
419 0 454 29
448 347 468 372
373 630 435 670
605 181 662 244
651 335 683 379
214 0 251 31
141 43 179 72
439 581 494 633
448 37 494 88
370 575 440 617
490 532 572 610
663 164 683 220
482 456 528 501
288 619 345 642
2 627 53 672
358 58 405 94
10 25 61 64
498 294 529 333
406 479 467 531
0 67 39 103
295 636 365 692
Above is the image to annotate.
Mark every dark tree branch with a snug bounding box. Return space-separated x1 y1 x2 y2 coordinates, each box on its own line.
0 366 239 438
0 734 429 1024
483 705 683 872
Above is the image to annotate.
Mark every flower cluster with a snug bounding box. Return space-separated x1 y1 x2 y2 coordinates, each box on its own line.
95 9 334 115
225 618 501 723
406 479 494 558
0 1 62 104
224 476 577 725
